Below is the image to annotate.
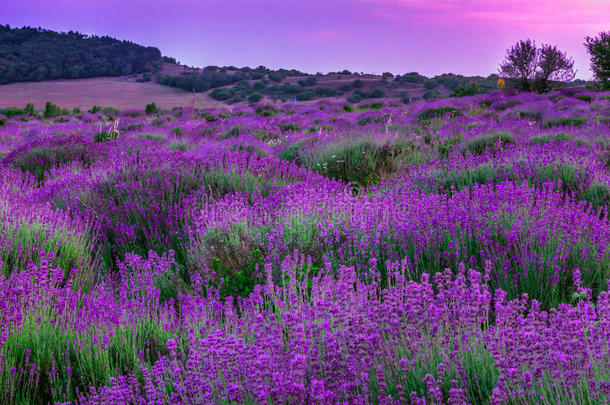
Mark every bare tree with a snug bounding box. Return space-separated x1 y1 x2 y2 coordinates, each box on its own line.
499 39 576 93
535 44 576 92
585 31 610 90
499 39 537 91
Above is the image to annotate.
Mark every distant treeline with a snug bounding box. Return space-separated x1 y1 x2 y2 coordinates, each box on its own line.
157 66 304 92
0 25 162 84
157 65 509 104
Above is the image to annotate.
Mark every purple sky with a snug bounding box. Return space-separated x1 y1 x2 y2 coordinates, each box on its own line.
3 0 608 79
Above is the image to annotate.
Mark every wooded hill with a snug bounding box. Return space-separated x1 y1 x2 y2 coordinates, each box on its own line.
0 25 162 84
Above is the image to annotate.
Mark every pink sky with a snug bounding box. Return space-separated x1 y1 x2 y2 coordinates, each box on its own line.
2 0 608 78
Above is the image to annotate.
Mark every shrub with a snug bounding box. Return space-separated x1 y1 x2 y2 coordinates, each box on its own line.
542 116 588 128
170 141 191 152
369 88 385 98
94 131 113 143
145 102 158 114
298 77 317 87
194 223 265 299
358 102 385 111
24 103 35 116
305 139 413 189
248 92 263 103
450 84 486 97
576 94 594 103
296 91 315 101
279 123 300 132
423 89 442 100
210 88 234 101
220 126 241 139
268 72 284 83
528 132 572 145
512 108 542 121
463 131 515 156
417 106 463 122
252 81 266 91
314 87 337 97
255 105 277 117
347 94 362 103
43 101 62 118
138 133 167 141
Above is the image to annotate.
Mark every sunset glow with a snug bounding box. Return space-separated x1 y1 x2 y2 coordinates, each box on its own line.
3 0 608 78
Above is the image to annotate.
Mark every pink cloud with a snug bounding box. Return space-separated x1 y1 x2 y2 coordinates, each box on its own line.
367 0 609 31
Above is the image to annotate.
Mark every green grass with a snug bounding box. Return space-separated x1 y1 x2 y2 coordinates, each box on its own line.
418 162 610 212
138 132 167 141
170 141 192 152
462 131 515 156
386 335 498 404
542 116 588 128
528 132 572 145
0 218 96 284
9 142 94 182
359 222 609 309
1 304 173 403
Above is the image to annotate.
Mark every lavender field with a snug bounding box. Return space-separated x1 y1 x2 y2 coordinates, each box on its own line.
1 88 610 404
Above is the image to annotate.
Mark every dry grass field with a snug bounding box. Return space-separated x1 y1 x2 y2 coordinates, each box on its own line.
0 76 230 110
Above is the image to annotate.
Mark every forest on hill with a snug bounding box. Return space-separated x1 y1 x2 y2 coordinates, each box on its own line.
0 25 162 84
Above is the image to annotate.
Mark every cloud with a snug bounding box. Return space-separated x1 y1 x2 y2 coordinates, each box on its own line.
365 0 609 31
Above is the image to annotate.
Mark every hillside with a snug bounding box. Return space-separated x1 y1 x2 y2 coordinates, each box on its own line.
0 25 590 110
157 64 501 105
0 75 228 111
0 25 161 84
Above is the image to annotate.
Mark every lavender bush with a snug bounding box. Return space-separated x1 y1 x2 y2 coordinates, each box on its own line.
1 91 610 403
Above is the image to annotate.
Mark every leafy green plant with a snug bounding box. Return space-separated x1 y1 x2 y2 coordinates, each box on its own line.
43 101 62 118
145 102 158 114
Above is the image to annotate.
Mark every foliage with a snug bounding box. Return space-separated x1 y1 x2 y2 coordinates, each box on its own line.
499 39 575 92
499 39 538 91
535 44 576 92
585 31 610 89
0 25 161 84
144 102 158 115
450 84 487 97
248 92 263 103
417 106 463 122
463 131 515 156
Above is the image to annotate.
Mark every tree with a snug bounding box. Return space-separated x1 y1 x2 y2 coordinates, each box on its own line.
499 39 538 91
535 44 575 92
499 39 575 92
585 31 610 89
